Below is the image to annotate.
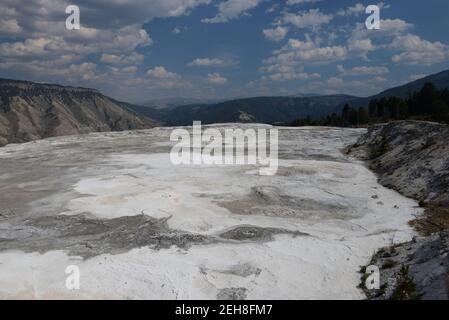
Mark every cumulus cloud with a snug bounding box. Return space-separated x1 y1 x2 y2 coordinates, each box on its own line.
338 2 390 16
187 57 237 67
350 19 413 41
282 9 333 29
264 69 320 82
207 73 228 85
172 26 188 34
202 0 262 23
260 25 399 82
1 0 448 99
389 34 449 65
260 37 346 81
347 38 375 58
100 53 144 66
347 17 449 65
286 0 322 5
108 66 138 75
326 77 344 87
140 66 192 89
147 66 179 79
346 19 413 58
337 3 366 16
0 0 208 91
263 26 288 42
337 65 389 76
0 25 152 65
263 38 348 66
0 19 22 36
409 74 427 81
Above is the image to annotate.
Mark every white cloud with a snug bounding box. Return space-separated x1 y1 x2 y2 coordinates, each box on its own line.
202 0 262 24
260 37 340 81
347 38 375 57
0 25 152 62
207 72 228 85
107 65 138 76
389 34 449 65
282 9 333 29
265 4 278 13
141 66 192 89
345 17 449 65
286 0 322 5
263 38 348 66
373 76 387 83
346 19 413 58
264 70 320 82
337 3 365 16
338 2 390 16
100 53 144 65
0 19 22 35
263 26 288 42
172 26 188 34
147 66 179 79
327 77 344 87
0 61 106 83
0 0 208 91
350 19 413 42
187 57 237 67
409 74 427 81
303 77 392 96
337 65 389 76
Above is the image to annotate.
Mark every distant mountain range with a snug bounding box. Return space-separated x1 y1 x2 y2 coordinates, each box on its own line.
0 79 158 146
129 70 449 126
292 93 321 98
2 69 449 146
139 97 225 110
128 94 358 126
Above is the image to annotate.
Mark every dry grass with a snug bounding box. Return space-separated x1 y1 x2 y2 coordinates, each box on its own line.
410 205 449 236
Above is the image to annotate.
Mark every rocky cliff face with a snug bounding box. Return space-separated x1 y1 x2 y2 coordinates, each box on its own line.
349 121 449 207
348 121 449 300
0 79 158 146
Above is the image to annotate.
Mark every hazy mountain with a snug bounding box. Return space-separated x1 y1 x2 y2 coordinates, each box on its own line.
140 97 225 110
0 79 158 147
127 95 359 126
133 70 449 126
292 93 320 98
348 70 449 107
4 70 448 146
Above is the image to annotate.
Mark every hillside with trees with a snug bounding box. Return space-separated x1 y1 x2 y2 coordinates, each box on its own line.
290 83 449 127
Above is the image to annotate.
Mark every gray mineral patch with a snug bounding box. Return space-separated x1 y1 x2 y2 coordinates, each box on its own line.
0 214 213 258
0 215 307 259
219 263 262 277
217 287 248 300
218 225 308 242
218 185 359 220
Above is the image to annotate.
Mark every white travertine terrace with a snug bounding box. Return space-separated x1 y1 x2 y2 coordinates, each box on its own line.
0 124 421 299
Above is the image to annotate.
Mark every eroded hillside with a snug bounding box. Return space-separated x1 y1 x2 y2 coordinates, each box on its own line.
0 79 157 147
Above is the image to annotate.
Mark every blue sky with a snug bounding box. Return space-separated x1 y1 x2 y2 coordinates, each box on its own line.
1 0 449 102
